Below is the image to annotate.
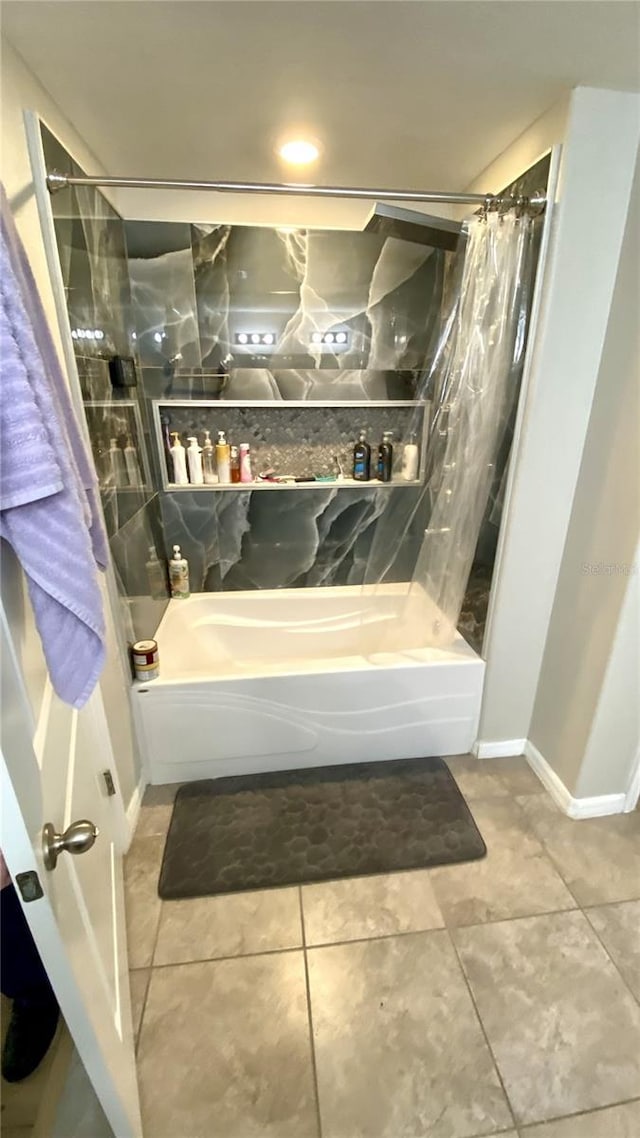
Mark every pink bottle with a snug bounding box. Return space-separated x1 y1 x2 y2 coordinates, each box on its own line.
239 443 253 483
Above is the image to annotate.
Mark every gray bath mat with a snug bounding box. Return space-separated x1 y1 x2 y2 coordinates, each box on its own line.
158 757 486 898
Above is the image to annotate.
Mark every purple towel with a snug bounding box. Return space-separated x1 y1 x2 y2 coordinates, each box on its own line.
0 185 108 708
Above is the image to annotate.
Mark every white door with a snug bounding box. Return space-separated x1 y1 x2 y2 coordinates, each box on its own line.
0 575 142 1138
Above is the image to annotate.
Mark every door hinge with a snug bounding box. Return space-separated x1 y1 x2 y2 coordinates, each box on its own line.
16 870 44 903
102 769 117 796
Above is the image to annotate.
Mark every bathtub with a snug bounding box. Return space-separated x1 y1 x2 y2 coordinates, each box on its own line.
133 585 485 784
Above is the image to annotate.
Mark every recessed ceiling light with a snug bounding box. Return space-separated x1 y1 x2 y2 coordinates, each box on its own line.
278 139 320 166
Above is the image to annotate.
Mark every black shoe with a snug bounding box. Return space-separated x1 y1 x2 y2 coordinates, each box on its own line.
1 998 60 1082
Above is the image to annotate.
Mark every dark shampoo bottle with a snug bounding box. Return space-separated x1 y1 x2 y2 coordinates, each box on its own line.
377 432 393 482
353 431 371 481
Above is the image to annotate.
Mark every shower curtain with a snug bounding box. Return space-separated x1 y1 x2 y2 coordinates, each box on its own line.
362 208 535 650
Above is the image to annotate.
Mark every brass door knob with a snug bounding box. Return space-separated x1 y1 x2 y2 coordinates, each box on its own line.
42 819 99 871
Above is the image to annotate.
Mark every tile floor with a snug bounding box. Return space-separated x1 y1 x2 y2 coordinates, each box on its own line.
126 756 640 1138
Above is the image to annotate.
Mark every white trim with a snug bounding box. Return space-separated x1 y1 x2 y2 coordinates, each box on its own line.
124 776 146 849
473 738 526 759
624 744 640 813
524 740 626 819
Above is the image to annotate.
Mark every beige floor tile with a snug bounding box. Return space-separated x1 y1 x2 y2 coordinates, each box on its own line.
308 930 513 1138
446 755 511 798
128 969 149 1039
523 1100 640 1136
584 901 640 999
518 795 640 905
124 836 164 968
153 887 302 964
429 798 575 926
137 952 318 1138
134 783 180 839
302 870 444 946
454 911 640 1125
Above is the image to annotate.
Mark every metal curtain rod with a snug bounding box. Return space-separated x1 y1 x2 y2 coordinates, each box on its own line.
45 171 546 212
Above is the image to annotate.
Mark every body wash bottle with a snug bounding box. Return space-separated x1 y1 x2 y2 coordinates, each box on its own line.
169 545 190 598
377 431 393 482
216 430 231 484
186 436 204 485
202 429 218 484
169 433 188 485
353 430 371 481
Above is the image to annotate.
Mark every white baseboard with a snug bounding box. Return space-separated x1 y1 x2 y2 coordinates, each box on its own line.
524 740 626 819
473 738 527 759
124 775 146 848
624 744 640 812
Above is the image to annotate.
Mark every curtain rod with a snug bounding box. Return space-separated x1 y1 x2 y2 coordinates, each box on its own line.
45 171 546 212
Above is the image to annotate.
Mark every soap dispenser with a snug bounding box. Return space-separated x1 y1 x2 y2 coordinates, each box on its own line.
169 545 190 598
169 433 188 485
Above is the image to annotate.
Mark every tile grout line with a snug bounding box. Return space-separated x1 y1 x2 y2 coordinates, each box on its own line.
517 1093 640 1130
581 907 640 1009
299 886 323 1138
445 927 518 1133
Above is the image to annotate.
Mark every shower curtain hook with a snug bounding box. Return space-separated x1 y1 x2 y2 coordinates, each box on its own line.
481 195 492 222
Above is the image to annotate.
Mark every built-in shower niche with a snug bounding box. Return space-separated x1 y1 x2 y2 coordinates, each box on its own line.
154 399 429 490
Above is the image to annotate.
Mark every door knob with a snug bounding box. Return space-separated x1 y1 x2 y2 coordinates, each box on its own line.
42 819 99 871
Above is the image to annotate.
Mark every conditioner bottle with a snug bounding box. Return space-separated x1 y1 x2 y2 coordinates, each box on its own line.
377 431 393 482
353 430 371 481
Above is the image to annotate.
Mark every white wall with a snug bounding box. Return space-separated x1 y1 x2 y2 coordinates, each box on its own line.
1 38 140 807
464 94 569 198
477 87 640 759
529 155 640 797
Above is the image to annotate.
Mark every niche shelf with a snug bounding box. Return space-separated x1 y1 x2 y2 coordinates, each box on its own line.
152 399 430 492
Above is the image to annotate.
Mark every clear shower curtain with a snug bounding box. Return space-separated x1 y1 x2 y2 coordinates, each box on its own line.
362 209 535 650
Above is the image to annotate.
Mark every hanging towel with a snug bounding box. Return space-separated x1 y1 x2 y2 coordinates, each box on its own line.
0 185 108 708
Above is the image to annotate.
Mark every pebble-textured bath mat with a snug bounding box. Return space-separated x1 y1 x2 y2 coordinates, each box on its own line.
158 758 486 898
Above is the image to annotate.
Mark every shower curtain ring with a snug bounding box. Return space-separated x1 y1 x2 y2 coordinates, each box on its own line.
481 195 492 222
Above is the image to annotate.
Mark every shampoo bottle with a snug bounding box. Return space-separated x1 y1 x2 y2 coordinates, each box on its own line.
353 430 371 481
401 434 419 481
124 437 143 487
169 433 188 485
239 443 253 483
230 445 241 484
216 430 231 484
108 438 128 488
202 429 218 484
169 545 190 598
377 431 393 482
186 436 204 485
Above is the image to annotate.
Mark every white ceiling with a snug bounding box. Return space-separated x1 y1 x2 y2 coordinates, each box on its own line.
4 0 640 192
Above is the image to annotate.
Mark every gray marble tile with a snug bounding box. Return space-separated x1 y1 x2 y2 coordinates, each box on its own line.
137 953 318 1138
154 887 302 965
522 1101 640 1136
517 795 640 905
123 836 163 969
455 911 640 1125
584 901 640 1000
302 870 444 946
308 930 513 1138
128 969 149 1040
429 798 576 926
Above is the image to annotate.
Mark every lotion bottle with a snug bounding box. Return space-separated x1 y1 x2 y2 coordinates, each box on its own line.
170 433 188 485
202 429 218 484
108 438 128 488
401 434 419 481
216 430 231 484
187 436 204 485
169 544 190 598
